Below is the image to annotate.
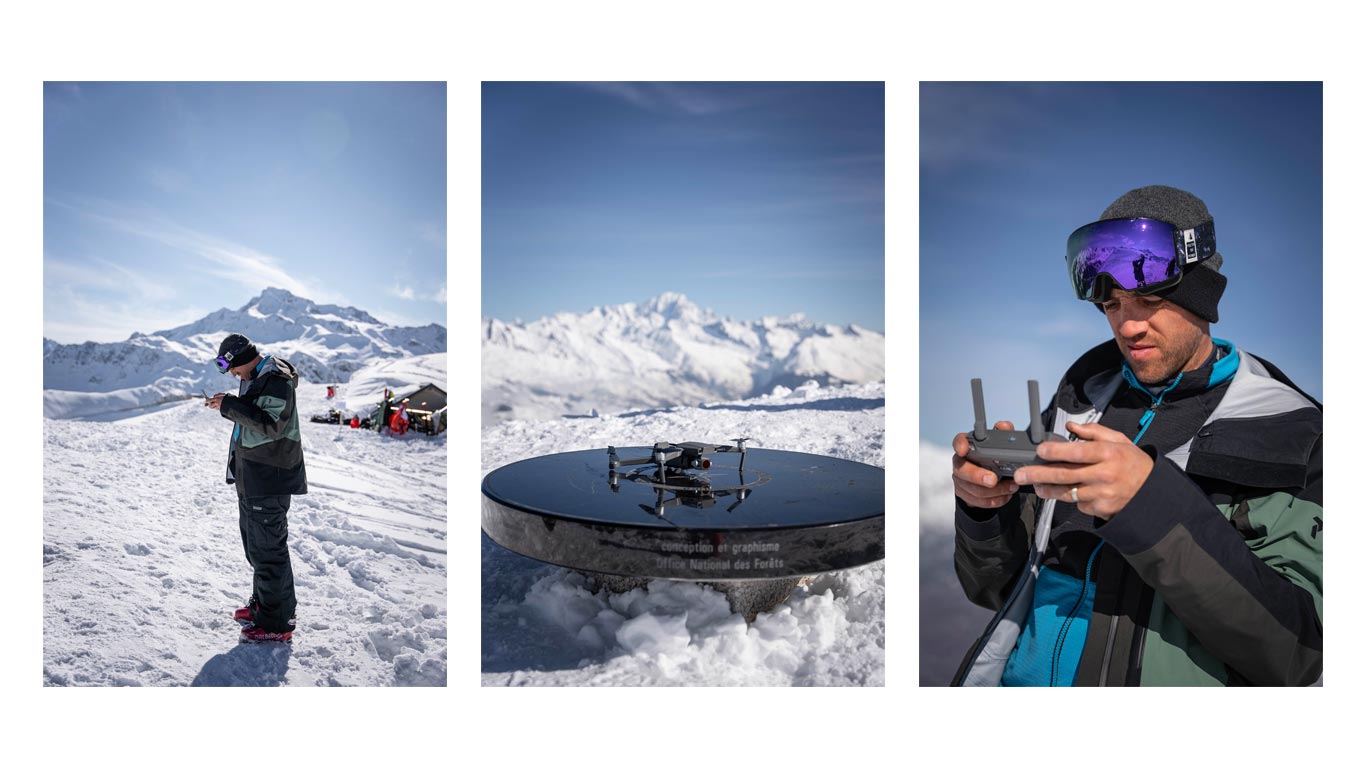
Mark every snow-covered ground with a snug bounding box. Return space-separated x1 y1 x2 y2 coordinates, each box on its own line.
481 381 884 686
43 376 447 686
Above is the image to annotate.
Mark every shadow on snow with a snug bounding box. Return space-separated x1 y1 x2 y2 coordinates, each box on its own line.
191 642 293 686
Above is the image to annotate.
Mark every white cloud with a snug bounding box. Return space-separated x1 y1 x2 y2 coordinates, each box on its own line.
67 203 336 303
576 82 755 116
390 281 445 303
45 256 176 302
42 283 207 344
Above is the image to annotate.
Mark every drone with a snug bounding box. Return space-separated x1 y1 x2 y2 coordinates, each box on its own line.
606 439 763 518
608 439 751 474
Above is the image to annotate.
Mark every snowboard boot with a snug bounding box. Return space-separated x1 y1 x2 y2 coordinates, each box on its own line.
233 595 258 626
240 625 293 644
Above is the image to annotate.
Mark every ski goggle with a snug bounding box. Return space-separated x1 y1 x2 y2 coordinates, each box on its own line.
1066 217 1215 301
215 349 246 373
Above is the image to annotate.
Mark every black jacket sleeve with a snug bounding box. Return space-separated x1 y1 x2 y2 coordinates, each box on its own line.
954 494 1031 611
1097 447 1323 686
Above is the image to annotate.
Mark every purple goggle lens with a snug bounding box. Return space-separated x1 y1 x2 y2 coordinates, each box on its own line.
1066 218 1215 301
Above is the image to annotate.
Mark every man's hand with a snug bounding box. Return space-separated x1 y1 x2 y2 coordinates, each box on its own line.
206 393 227 411
1013 421 1153 520
952 421 1021 509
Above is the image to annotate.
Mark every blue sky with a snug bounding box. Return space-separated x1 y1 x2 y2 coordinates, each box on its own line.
920 82 1322 443
44 82 446 343
482 82 884 330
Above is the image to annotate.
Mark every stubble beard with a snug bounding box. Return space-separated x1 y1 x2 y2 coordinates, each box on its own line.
1124 331 1207 385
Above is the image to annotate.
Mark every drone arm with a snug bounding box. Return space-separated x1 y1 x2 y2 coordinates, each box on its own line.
611 456 656 468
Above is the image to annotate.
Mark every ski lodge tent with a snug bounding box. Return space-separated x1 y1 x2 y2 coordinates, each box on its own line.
370 383 447 435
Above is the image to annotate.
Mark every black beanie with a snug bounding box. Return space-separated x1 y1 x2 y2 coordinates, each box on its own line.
217 333 258 367
1092 185 1227 323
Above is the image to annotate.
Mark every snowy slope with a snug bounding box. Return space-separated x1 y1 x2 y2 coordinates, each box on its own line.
482 293 884 425
44 367 447 686
481 381 884 686
44 287 446 420
342 353 448 415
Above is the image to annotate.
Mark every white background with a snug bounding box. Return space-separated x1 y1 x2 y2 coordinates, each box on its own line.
3 0 1359 765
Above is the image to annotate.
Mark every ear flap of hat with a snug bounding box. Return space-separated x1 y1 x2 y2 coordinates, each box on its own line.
1162 261 1226 322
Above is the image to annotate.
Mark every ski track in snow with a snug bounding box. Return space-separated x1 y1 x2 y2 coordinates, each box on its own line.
43 382 446 687
481 381 884 686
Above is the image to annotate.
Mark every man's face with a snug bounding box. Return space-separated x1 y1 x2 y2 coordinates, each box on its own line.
1101 288 1213 384
227 361 254 382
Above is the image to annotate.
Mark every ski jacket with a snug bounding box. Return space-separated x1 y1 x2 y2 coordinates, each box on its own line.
952 340 1322 686
220 356 308 497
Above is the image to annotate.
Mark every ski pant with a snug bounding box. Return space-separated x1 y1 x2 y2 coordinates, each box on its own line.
238 494 297 633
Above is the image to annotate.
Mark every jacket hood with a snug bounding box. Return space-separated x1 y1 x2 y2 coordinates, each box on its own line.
256 355 298 385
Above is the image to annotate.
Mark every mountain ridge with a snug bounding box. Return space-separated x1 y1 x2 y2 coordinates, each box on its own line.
482 293 883 424
44 288 446 419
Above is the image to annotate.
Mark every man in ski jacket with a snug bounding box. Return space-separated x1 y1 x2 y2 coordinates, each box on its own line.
206 333 308 643
950 186 1322 686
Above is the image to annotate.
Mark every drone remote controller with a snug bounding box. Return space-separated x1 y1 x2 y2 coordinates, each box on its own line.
964 379 1065 478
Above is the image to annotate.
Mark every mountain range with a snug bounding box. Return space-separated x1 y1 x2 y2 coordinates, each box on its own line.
44 287 446 419
482 292 884 423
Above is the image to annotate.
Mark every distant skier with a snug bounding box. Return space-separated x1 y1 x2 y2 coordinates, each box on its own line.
389 399 410 436
205 333 307 644
326 385 335 399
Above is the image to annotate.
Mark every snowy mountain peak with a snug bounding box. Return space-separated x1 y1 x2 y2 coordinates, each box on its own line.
643 291 705 322
247 286 308 317
237 287 380 327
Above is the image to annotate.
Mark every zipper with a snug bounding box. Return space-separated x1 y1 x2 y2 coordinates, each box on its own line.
1122 365 1183 444
1098 613 1120 686
1097 548 1124 686
1126 586 1153 685
1049 542 1103 686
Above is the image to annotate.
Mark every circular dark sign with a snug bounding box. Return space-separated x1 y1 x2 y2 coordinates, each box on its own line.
481 447 884 580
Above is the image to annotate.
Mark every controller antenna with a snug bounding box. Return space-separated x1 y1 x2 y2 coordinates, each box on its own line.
1027 380 1045 444
970 379 988 441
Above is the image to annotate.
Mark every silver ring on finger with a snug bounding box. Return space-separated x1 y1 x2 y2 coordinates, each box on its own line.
1070 486 1080 504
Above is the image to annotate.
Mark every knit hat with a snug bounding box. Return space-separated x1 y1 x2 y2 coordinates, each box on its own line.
1094 185 1226 323
217 333 258 368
